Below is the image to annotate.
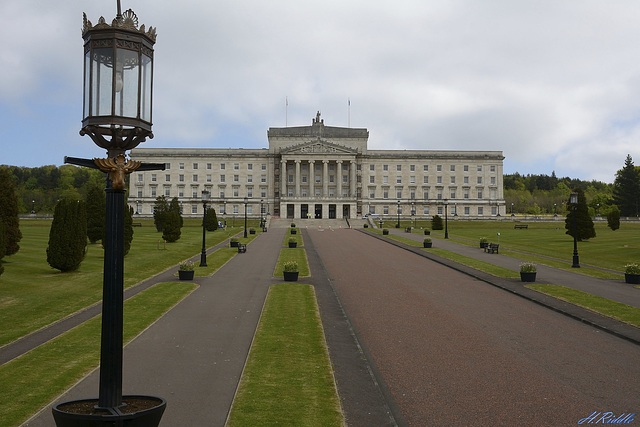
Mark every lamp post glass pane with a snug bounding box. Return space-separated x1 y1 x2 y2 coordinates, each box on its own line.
115 48 139 118
84 51 91 118
141 54 153 122
90 48 113 117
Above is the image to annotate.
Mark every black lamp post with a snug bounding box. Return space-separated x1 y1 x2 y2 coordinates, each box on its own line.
244 197 249 238
260 198 264 228
200 190 210 267
397 200 401 228
570 192 580 268
444 199 449 239
53 2 166 425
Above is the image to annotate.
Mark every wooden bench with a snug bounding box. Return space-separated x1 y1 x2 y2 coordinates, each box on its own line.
484 243 499 254
514 224 528 229
132 223 142 227
237 244 247 253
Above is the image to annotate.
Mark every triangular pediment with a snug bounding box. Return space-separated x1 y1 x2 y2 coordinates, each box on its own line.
281 137 357 155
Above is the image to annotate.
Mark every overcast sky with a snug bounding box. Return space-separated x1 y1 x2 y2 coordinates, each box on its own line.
2 0 640 183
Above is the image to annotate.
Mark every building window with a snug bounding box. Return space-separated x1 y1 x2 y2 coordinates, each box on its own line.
491 177 496 185
206 174 212 182
301 175 307 183
396 176 402 184
477 177 483 184
424 190 429 199
370 176 375 184
383 190 389 199
151 174 156 182
329 175 334 183
233 188 239 197
491 206 497 216
397 190 402 199
477 190 483 199
410 191 415 199
248 175 253 183
179 163 184 170
491 165 496 172
165 163 171 170
220 175 225 182
410 165 415 172
437 176 442 184
315 175 321 183
343 175 348 183
478 207 484 216
437 165 442 172
464 190 469 199
383 176 389 184
477 165 482 171
233 205 239 214
464 207 470 216
248 164 253 170
397 165 402 171
234 163 239 170
383 206 389 215
247 188 253 198
137 174 143 182
370 190 375 198
437 206 443 215
179 174 184 182
137 189 142 198
424 206 430 215
383 164 388 171
450 165 455 172
192 205 198 214
164 187 170 196
424 165 428 171
423 176 429 184
193 163 198 170
192 190 198 198
261 188 267 198
193 175 198 182
165 174 170 182
369 205 376 214
410 176 415 184
329 163 334 171
221 163 225 170
288 174 294 183
207 163 212 170
451 176 456 184
179 189 184 197
247 206 253 214
262 163 267 170
370 164 375 171
450 190 456 198
261 175 267 183
464 176 469 184
234 175 239 182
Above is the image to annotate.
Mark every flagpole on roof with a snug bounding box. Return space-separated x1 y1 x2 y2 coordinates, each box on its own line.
348 98 351 128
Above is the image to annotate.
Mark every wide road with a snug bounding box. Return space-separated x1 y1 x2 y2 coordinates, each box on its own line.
309 229 639 426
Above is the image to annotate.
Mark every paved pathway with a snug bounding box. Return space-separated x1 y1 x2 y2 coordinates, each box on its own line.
309 228 640 426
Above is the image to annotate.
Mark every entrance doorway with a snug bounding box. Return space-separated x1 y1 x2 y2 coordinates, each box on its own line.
301 204 309 219
343 205 350 219
329 204 336 219
287 204 294 219
315 204 323 219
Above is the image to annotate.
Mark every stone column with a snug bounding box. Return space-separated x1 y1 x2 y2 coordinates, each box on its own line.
350 160 356 197
323 160 329 197
280 160 287 197
308 160 315 198
336 160 343 199
295 160 301 197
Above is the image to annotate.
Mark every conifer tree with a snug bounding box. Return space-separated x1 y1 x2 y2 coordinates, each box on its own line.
169 197 183 228
0 167 22 255
162 210 182 242
565 188 596 241
607 206 621 231
613 154 640 217
431 215 443 230
205 207 218 231
47 198 88 272
85 181 105 243
0 220 6 277
153 196 169 232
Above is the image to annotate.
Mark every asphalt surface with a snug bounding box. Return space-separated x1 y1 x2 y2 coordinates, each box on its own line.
14 225 640 426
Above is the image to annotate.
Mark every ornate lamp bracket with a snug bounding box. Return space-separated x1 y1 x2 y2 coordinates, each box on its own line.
94 154 142 191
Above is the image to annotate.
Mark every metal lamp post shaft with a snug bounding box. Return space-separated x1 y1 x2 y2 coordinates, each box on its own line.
200 201 207 267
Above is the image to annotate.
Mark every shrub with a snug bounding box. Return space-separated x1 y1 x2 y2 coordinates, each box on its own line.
179 261 196 271
0 167 22 255
288 237 297 244
607 206 620 231
480 237 488 244
431 215 444 230
47 198 88 272
124 205 134 256
424 238 432 244
85 182 105 244
625 263 640 275
520 262 536 273
283 261 299 272
205 207 218 231
0 220 5 277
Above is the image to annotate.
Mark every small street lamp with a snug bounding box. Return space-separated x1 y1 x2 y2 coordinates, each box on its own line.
260 198 264 229
570 192 580 268
244 197 249 238
397 200 401 228
200 190 210 267
444 199 449 239
511 202 514 217
554 203 557 218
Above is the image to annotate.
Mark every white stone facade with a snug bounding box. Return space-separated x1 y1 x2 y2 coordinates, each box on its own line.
128 113 505 220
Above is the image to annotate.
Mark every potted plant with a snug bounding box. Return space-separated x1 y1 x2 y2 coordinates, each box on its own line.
424 229 431 235
624 263 640 284
288 237 298 248
230 238 239 248
423 238 432 248
290 223 296 228
291 228 297 235
178 261 195 280
479 237 488 249
519 262 536 282
382 228 389 235
249 227 256 235
283 261 299 281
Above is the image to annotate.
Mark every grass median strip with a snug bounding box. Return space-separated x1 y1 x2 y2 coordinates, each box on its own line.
526 284 640 327
0 281 197 427
227 283 344 427
274 248 310 277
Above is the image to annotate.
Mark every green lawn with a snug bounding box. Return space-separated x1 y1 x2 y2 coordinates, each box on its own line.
0 281 197 426
0 219 237 347
227 283 343 426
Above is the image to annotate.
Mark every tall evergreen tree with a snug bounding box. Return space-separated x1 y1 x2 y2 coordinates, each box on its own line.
0 167 22 255
85 181 106 244
565 188 596 241
431 215 443 230
162 210 182 242
153 196 169 232
0 220 6 276
47 198 88 272
205 207 218 231
124 205 134 256
613 154 640 217
607 206 621 231
169 197 183 228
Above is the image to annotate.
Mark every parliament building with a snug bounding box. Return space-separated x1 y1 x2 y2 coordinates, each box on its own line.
128 112 505 220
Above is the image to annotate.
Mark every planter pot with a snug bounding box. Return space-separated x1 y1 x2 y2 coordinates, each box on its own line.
423 242 432 248
230 241 239 248
364 224 368 228
480 242 488 249
520 272 536 282
625 273 640 284
288 242 297 248
382 230 389 235
291 230 297 234
178 270 195 280
424 230 431 235
53 396 166 427
283 271 299 281
249 230 256 235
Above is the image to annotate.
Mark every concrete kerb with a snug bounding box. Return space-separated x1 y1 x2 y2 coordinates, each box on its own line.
358 229 640 347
